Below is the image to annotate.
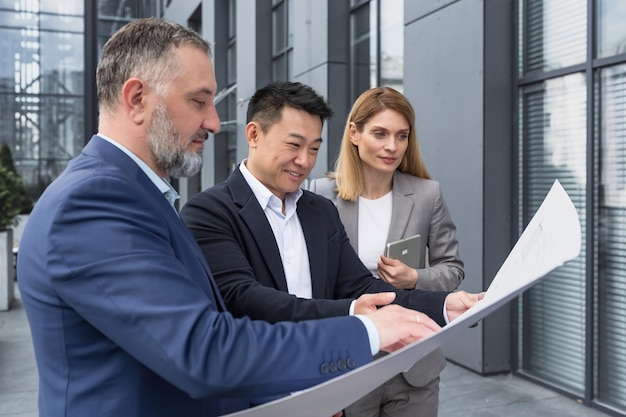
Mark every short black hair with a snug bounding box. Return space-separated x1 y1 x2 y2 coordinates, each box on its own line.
246 81 334 132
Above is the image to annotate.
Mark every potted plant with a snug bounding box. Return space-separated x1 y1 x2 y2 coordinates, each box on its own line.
0 144 32 310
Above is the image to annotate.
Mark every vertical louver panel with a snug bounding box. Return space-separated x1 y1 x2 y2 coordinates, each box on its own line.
519 73 588 395
521 0 586 75
596 63 626 409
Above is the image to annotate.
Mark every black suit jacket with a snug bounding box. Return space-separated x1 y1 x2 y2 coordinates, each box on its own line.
181 168 449 325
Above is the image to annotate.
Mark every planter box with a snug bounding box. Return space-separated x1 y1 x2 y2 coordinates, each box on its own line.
0 228 15 311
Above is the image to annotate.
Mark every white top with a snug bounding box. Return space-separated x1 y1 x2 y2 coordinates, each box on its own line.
357 191 393 278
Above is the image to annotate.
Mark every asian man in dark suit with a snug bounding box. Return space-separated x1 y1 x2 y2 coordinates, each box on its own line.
16 19 448 417
180 82 482 409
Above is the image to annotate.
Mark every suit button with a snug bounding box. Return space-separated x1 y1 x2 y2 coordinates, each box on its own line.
346 357 356 369
320 362 330 374
337 359 347 371
329 361 338 372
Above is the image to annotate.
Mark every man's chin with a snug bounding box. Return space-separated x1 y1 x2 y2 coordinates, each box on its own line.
167 157 203 178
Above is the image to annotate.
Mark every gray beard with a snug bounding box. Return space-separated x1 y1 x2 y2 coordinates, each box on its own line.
147 104 204 178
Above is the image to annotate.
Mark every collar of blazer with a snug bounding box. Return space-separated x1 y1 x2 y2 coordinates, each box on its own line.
336 170 415 249
226 168 331 298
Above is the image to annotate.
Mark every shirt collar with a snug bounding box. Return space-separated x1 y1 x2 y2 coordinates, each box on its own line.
238 159 302 215
96 133 180 204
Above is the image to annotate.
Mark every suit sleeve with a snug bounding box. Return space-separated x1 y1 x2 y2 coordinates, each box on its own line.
417 182 465 291
181 188 354 323
42 174 372 399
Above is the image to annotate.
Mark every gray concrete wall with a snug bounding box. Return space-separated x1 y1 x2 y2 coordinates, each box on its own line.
162 0 201 23
292 0 331 181
404 0 485 371
404 0 513 373
292 0 352 182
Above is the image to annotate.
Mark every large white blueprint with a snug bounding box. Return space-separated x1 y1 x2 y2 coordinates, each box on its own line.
223 179 582 417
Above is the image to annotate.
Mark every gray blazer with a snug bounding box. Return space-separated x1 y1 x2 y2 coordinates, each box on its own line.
309 171 464 386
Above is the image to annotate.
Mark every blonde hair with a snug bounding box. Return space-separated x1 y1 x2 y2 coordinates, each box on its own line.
332 87 431 201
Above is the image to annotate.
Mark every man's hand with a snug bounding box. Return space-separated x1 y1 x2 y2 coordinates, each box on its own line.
445 291 485 322
378 256 417 289
354 292 396 315
366 304 441 353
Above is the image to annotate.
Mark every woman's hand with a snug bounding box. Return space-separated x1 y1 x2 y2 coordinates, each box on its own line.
377 255 418 289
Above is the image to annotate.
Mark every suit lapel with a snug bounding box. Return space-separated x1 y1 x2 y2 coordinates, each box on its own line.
297 194 330 299
336 197 359 252
388 171 414 242
86 136 228 311
228 170 290 292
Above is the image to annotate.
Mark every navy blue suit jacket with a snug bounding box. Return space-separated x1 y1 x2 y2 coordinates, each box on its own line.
180 168 449 325
17 136 372 417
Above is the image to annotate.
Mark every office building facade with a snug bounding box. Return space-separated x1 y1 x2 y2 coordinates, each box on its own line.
1 0 625 415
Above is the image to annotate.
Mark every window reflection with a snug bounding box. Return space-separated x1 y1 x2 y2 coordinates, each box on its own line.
272 0 293 81
40 0 83 15
519 73 587 394
0 3 84 198
0 0 158 200
596 63 626 409
350 0 376 100
519 0 586 75
597 0 626 58
380 0 403 92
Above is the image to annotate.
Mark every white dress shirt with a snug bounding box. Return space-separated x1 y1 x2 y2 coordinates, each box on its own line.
238 161 312 298
239 160 380 354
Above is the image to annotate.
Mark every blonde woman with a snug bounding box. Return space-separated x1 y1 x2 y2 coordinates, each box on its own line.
310 87 464 417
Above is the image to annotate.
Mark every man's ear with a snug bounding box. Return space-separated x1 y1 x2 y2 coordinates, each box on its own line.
246 122 261 148
122 78 149 124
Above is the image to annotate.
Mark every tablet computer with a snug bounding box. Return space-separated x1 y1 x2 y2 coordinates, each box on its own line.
384 234 421 268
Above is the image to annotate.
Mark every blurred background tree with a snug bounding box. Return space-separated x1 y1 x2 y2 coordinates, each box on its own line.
0 144 32 230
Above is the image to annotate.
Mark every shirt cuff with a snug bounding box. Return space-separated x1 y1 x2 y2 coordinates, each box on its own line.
355 315 380 356
443 296 450 325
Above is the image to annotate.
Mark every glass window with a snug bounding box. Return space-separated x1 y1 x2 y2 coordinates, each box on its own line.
40 13 83 32
0 10 38 29
518 73 587 395
350 1 376 100
271 0 293 81
519 0 587 75
40 0 83 15
379 0 403 92
8 94 84 197
40 32 84 95
228 0 236 39
0 0 160 200
215 0 237 182
227 44 237 86
272 54 286 81
595 63 626 409
596 0 626 59
0 27 36 92
272 1 285 55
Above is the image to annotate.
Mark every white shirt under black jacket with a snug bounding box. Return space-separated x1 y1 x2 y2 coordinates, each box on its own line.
238 160 380 354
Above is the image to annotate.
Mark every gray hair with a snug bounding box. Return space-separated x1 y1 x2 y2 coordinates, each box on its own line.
96 18 211 113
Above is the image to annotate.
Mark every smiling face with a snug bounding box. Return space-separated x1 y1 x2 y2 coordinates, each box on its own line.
147 44 221 177
350 108 410 176
246 106 323 200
